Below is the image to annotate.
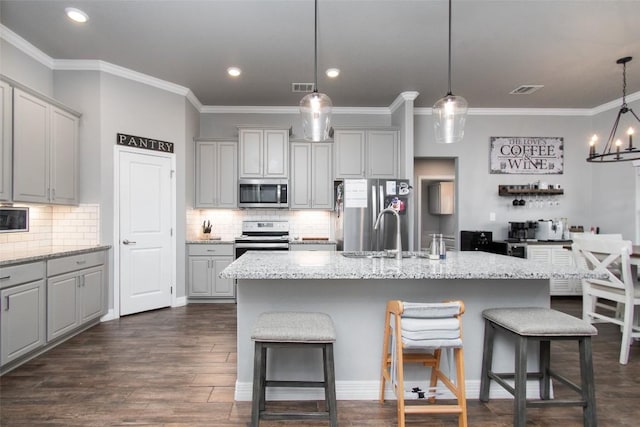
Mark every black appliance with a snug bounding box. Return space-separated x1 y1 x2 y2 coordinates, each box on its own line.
460 231 492 251
234 220 290 259
508 221 537 241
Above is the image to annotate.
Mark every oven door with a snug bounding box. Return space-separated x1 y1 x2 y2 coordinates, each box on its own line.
234 242 289 259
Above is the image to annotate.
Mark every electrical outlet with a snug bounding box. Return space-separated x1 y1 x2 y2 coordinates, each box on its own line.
489 212 496 221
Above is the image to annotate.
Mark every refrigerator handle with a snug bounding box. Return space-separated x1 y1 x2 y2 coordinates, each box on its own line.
379 185 385 211
371 185 377 226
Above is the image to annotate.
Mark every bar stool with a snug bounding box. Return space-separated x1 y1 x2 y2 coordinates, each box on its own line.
379 300 467 427
250 311 337 427
479 307 598 427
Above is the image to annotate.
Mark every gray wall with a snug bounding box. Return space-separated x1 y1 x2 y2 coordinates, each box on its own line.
414 113 594 240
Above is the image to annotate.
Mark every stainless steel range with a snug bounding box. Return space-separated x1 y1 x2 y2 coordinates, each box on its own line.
234 220 290 259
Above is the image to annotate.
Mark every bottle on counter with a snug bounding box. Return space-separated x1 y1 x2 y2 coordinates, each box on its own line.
429 234 440 260
439 234 446 260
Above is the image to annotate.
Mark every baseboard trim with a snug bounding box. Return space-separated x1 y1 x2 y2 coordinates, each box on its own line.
234 379 545 401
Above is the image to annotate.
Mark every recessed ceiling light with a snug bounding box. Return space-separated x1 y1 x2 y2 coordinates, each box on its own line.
65 7 89 23
227 67 242 77
326 68 340 78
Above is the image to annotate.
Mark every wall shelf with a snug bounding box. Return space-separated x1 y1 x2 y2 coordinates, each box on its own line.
498 185 564 196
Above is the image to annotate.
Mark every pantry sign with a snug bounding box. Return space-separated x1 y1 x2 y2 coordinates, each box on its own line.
490 136 563 174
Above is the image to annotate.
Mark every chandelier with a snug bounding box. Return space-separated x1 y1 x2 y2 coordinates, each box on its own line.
587 56 640 163
299 0 332 142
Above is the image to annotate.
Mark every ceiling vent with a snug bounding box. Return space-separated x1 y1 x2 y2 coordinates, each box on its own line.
510 85 544 95
291 83 315 93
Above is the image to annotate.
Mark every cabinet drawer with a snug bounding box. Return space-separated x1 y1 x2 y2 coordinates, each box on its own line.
47 251 105 277
0 262 46 289
188 244 234 256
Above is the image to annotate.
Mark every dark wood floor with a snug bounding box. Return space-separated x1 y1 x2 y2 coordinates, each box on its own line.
1 297 639 426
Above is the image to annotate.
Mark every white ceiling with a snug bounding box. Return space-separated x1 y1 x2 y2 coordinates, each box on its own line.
1 0 639 109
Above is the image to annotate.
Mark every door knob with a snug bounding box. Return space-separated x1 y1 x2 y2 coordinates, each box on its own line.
122 239 137 245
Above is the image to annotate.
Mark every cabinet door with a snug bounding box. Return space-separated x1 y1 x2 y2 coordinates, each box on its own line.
47 273 79 341
195 141 217 207
334 130 365 178
0 80 11 201
212 257 234 297
239 129 263 178
290 142 312 209
13 88 50 203
0 280 46 365
311 143 333 209
188 256 212 296
50 106 78 205
263 130 288 178
217 142 238 207
527 246 551 263
552 248 581 295
79 267 104 324
367 130 398 178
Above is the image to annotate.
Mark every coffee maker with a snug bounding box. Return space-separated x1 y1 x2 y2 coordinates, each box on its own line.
508 221 537 241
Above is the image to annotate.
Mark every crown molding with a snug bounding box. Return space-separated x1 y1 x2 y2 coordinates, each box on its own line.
3 23 639 117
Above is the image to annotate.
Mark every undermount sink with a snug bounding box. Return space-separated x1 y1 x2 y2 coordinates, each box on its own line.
341 251 426 259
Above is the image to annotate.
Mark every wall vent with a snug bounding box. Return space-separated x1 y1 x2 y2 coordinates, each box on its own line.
291 83 315 93
510 85 544 95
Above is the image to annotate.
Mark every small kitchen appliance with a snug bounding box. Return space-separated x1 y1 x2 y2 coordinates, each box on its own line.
238 179 288 208
460 230 492 251
535 219 564 241
508 221 537 241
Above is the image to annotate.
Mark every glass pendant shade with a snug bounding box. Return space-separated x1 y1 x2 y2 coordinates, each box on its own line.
300 91 332 141
433 93 468 144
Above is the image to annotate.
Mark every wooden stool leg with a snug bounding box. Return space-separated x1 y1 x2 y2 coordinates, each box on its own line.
479 319 495 402
455 347 468 427
323 343 338 427
514 336 528 427
380 308 392 402
251 341 265 427
539 340 551 400
580 337 597 427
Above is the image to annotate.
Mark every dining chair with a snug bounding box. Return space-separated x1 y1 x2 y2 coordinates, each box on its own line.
572 237 640 364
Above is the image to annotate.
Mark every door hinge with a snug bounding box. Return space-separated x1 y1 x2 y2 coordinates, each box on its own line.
170 228 173 236
170 286 173 295
170 169 175 178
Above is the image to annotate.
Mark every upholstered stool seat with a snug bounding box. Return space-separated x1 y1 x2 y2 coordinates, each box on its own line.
251 312 337 427
480 307 597 427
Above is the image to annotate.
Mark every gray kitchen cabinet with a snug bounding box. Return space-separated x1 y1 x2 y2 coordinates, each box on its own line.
195 140 238 208
0 80 11 201
428 181 455 215
334 128 399 179
290 141 333 209
13 88 79 205
239 127 289 178
0 262 46 366
527 245 581 295
47 251 106 341
187 244 234 298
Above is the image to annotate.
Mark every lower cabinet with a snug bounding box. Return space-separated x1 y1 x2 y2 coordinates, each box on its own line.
0 261 46 366
187 244 234 298
47 265 104 341
527 245 581 295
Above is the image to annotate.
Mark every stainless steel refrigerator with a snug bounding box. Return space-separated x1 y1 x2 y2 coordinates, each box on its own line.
334 179 411 251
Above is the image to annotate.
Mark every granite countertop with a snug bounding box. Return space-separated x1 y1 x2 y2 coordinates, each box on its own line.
0 245 112 267
186 239 235 244
220 250 601 280
289 239 337 245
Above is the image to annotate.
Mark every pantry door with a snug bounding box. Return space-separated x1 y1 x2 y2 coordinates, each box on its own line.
118 149 174 316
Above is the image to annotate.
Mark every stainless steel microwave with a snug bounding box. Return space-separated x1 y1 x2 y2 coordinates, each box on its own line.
0 207 29 233
238 179 288 208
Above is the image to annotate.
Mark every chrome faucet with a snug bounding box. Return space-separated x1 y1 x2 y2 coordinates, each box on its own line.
374 207 402 260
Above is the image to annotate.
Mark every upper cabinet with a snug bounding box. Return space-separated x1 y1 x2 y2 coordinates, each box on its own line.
290 141 333 210
195 140 238 208
13 88 79 205
334 128 399 179
0 80 11 201
238 127 289 178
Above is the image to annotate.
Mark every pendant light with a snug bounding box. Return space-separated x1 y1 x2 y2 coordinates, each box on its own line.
433 0 468 144
587 57 640 163
300 0 332 142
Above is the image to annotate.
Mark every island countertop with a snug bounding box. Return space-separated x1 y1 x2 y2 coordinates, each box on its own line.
220 250 596 280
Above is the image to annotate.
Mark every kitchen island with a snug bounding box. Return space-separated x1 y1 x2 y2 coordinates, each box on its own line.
220 250 597 401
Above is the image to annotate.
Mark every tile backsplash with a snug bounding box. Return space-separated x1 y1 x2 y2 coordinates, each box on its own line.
0 204 100 252
187 209 332 241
